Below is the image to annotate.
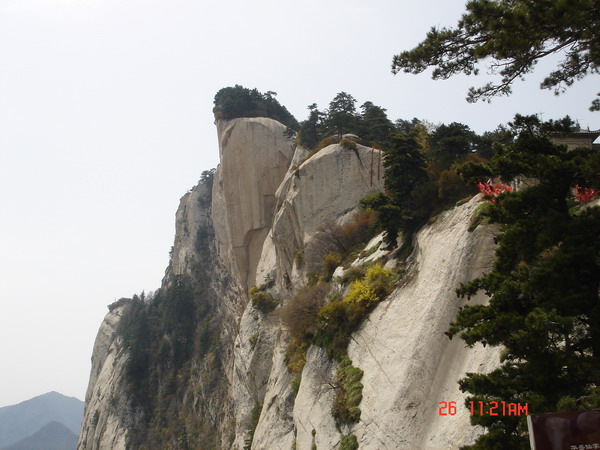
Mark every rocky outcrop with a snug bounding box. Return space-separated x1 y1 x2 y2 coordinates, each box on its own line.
261 143 385 290
80 116 501 450
212 118 295 289
164 181 212 281
77 305 129 450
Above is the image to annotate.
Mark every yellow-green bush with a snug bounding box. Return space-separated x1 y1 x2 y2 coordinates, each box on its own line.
285 337 309 374
344 280 378 307
364 263 394 300
314 263 393 357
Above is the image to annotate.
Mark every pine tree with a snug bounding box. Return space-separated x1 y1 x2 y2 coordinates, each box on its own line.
326 92 358 138
428 122 477 170
391 0 600 110
358 101 395 146
449 118 600 449
362 133 430 248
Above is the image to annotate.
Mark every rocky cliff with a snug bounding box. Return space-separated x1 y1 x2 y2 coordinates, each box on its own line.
79 117 499 449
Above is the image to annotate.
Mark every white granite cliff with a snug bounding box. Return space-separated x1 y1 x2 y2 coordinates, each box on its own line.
79 117 498 449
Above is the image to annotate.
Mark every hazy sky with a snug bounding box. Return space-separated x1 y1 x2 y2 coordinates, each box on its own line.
1 0 597 408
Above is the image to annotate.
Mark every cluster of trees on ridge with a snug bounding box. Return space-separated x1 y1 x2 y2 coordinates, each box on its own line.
213 85 298 129
213 84 527 249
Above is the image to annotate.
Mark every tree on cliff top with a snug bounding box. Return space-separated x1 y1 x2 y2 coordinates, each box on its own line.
213 85 299 129
361 132 430 249
391 0 600 111
325 91 359 138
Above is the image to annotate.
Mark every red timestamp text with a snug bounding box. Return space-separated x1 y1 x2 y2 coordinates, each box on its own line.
438 401 529 416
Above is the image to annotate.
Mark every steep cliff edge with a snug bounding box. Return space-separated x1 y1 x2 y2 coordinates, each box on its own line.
213 118 295 289
79 117 499 449
78 305 129 450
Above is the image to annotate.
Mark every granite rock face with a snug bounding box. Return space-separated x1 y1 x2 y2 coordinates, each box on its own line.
212 118 295 288
79 117 499 450
348 197 499 450
77 305 129 450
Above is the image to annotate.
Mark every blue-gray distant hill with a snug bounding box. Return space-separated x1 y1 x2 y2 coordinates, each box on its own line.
3 421 77 450
0 392 83 448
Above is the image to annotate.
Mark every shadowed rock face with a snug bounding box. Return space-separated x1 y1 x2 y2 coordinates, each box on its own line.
79 116 500 450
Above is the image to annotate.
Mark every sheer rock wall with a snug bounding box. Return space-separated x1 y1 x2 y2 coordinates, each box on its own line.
79 117 499 450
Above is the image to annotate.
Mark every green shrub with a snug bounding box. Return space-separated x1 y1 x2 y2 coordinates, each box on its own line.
249 286 278 313
344 280 378 308
338 265 366 285
314 263 393 357
322 253 342 281
261 271 276 289
345 264 392 306
294 248 304 269
285 337 309 374
313 300 368 358
280 284 330 340
91 410 100 427
249 333 259 349
316 135 340 151
332 357 364 424
291 374 302 396
468 201 494 232
339 435 359 450
307 271 320 286
340 138 358 150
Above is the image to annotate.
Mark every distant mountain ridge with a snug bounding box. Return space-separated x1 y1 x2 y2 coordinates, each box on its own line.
0 392 83 448
4 421 77 450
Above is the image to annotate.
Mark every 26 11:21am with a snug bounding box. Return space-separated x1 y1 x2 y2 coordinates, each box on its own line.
439 401 529 416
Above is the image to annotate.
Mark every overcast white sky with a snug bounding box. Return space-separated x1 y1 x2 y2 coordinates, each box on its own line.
0 0 597 408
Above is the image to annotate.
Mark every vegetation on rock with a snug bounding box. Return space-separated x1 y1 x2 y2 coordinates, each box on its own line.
339 434 359 450
213 85 299 129
332 357 364 424
314 263 393 359
249 285 279 314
